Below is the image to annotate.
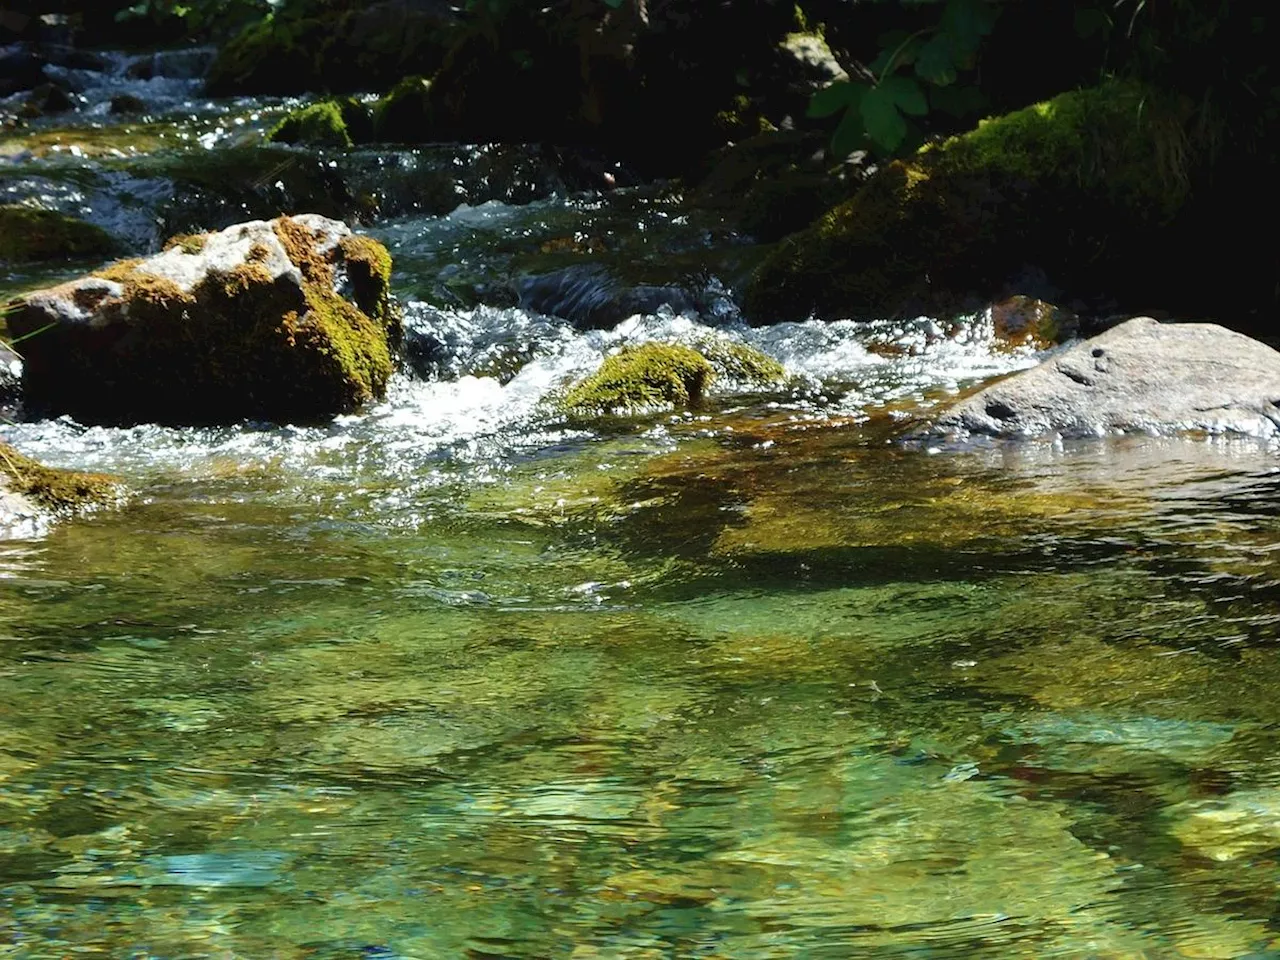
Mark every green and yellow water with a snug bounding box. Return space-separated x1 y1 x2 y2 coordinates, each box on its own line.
5 62 1280 959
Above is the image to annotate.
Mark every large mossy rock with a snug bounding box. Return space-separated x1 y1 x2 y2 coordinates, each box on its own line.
6 215 398 426
743 81 1195 324
205 0 458 97
930 317 1280 440
691 130 859 242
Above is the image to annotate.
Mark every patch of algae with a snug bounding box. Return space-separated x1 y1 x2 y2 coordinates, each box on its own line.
0 206 115 263
0 441 117 512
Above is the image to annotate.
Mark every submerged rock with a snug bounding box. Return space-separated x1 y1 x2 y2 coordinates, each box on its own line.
0 440 118 537
18 81 76 118
108 93 147 116
931 317 1280 439
6 215 398 426
989 296 1079 350
0 205 116 262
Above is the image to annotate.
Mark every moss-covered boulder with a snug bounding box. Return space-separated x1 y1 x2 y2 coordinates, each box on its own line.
266 98 373 148
0 206 116 263
6 215 399 426
204 0 457 97
560 339 785 416
0 441 119 537
743 81 1196 324
371 76 433 144
692 130 858 242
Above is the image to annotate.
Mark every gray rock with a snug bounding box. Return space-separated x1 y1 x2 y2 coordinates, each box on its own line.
932 317 1280 439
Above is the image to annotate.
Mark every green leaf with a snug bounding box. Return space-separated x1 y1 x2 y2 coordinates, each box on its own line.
807 80 865 119
929 83 986 118
880 75 928 116
869 34 921 76
602 0 625 7
114 2 151 21
861 84 908 153
915 32 957 85
940 0 997 60
831 106 869 159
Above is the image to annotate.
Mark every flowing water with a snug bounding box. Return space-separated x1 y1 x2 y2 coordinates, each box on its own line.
4 56 1280 959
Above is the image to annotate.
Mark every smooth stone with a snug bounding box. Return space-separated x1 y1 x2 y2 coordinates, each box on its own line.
930 317 1280 439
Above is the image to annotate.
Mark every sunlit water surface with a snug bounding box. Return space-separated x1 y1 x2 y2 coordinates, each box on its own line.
4 62 1280 960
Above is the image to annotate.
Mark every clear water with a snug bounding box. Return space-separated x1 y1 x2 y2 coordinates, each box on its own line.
4 61 1280 960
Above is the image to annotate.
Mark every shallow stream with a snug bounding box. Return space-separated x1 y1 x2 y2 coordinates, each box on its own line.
4 55 1280 959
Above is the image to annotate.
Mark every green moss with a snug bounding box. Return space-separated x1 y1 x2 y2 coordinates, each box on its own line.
744 80 1194 323
561 344 715 415
272 217 395 407
0 441 118 513
372 76 433 143
267 98 374 149
267 100 353 149
338 234 392 317
204 16 330 97
0 206 116 263
691 338 786 386
10 220 396 425
163 233 207 255
932 80 1190 219
713 94 777 140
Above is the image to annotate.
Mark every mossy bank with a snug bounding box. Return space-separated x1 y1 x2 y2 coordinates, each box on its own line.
744 81 1199 324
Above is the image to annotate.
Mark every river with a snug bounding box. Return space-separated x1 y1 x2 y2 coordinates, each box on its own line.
2 50 1280 959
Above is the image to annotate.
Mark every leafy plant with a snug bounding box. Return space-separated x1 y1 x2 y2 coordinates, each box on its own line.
115 0 275 32
808 0 998 157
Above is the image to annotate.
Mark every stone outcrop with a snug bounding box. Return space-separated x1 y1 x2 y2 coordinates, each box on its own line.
6 215 398 425
931 318 1280 439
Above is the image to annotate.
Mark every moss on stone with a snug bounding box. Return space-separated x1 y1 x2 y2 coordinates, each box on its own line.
562 344 715 415
744 80 1195 323
267 98 373 148
692 338 787 386
204 16 330 97
163 233 207 255
372 76 433 143
267 100 352 148
0 206 116 263
0 441 117 513
272 217 395 408
11 220 396 425
338 234 393 319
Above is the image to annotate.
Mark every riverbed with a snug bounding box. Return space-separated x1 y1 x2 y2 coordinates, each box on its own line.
3 52 1280 958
